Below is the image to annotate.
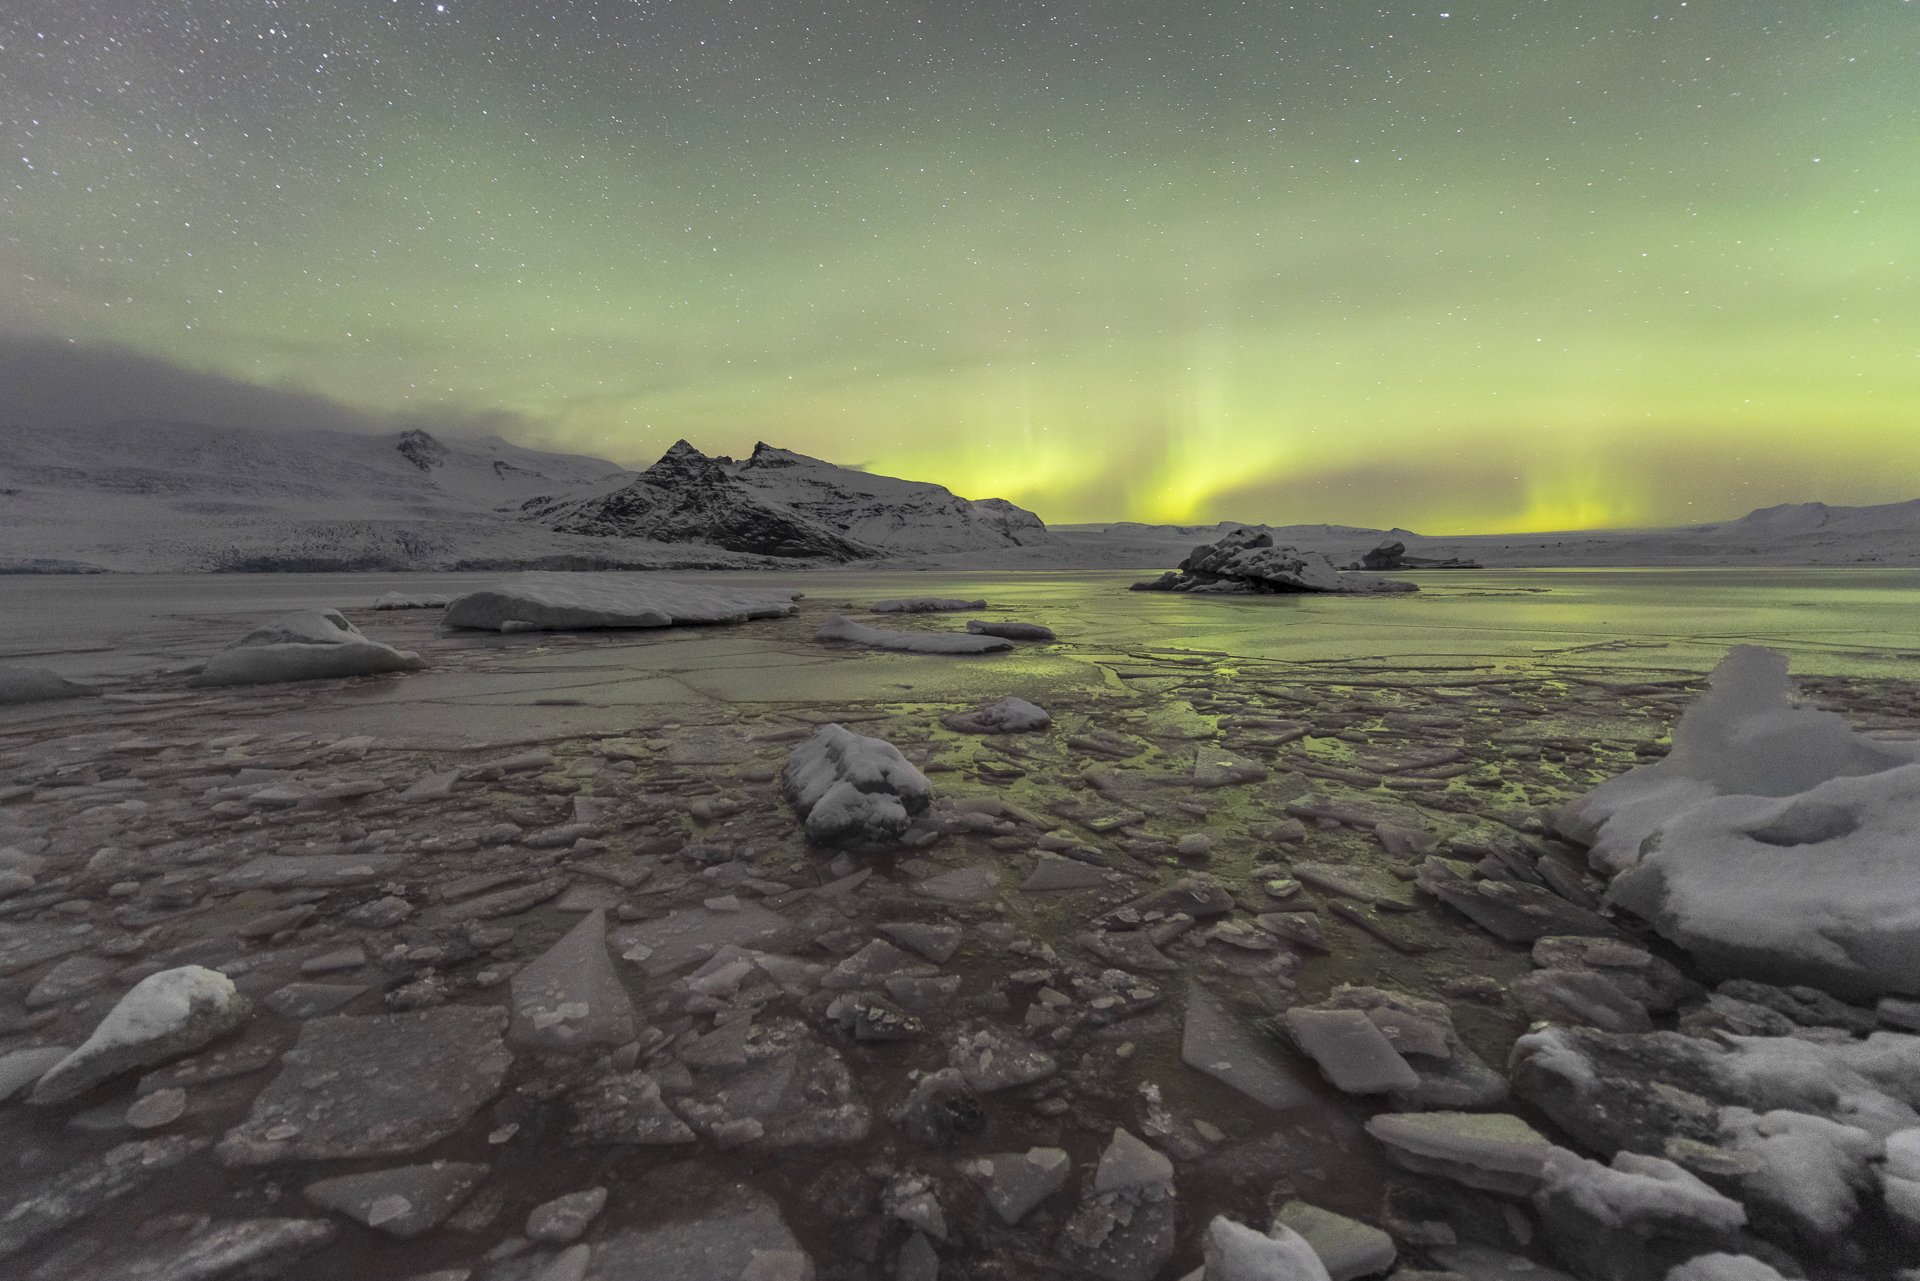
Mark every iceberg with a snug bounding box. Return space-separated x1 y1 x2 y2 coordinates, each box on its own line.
187 609 426 687
1559 646 1920 999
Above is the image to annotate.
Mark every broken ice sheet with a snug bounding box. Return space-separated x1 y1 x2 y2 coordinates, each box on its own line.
611 903 792 977
1181 985 1318 1110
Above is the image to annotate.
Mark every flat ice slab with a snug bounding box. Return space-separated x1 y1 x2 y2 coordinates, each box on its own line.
815 614 1013 655
188 609 426 687
442 573 802 631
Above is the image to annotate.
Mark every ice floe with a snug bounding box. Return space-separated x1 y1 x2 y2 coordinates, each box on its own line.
442 572 802 630
187 609 426 687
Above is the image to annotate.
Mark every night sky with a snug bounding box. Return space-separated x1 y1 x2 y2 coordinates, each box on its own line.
4 2 1914 531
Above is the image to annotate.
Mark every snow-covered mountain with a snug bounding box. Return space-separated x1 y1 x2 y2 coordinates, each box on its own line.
0 421 1050 572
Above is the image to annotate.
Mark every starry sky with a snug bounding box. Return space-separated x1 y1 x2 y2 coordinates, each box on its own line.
4 1 1915 532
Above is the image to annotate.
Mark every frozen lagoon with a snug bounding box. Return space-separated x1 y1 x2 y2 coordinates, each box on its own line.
0 566 1917 1281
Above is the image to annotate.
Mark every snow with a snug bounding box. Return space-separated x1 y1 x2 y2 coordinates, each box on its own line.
1664 1257 1791 1281
1202 1218 1332 1281
814 614 1014 655
1561 645 1920 999
443 573 802 631
1534 1146 1746 1234
782 723 933 847
188 608 427 687
30 965 250 1104
1717 1107 1882 1237
0 666 99 705
870 598 986 613
942 696 1051 734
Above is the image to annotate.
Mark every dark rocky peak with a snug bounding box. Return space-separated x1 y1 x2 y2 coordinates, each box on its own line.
394 429 447 471
641 439 731 487
742 441 807 469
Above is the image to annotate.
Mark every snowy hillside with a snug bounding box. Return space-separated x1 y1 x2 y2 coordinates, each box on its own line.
0 420 763 573
0 422 1051 572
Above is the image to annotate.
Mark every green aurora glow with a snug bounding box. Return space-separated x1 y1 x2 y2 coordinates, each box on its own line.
4 1 1915 531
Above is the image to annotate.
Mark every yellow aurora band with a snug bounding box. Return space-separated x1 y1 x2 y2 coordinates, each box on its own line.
4 2 1914 533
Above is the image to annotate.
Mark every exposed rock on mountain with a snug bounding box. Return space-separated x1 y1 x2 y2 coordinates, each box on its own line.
533 441 878 561
533 440 1051 561
728 442 1051 554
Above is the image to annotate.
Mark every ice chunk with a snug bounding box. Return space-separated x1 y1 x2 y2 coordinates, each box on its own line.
30 965 253 1105
1284 1008 1421 1095
1514 969 1655 1034
971 1147 1072 1224
0 666 99 705
942 696 1051 734
565 1071 697 1145
1193 748 1269 788
526 1186 608 1243
1533 1146 1744 1235
0 1136 203 1261
612 903 792 977
371 591 450 609
815 613 1013 654
442 572 800 630
879 921 963 964
302 1162 489 1237
821 938 934 990
950 1026 1056 1092
1095 1127 1174 1193
1883 1126 1920 1232
870 597 987 613
1559 647 1920 998
188 608 426 687
1204 1217 1333 1281
968 619 1056 640
1664 1257 1792 1281
590 1189 813 1281
508 909 636 1052
215 1006 511 1165
1272 1201 1395 1281
1023 855 1115 891
1365 1112 1554 1196
1181 985 1319 1110
914 864 1000 902
1718 1107 1881 1238
1607 763 1920 1000
783 723 933 847
0 1045 69 1102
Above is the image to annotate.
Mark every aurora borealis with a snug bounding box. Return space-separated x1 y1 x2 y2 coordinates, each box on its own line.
3 1 1915 532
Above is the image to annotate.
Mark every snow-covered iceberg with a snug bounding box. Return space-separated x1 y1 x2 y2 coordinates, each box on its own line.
188 609 426 687
783 723 933 847
442 573 802 631
1559 645 1920 999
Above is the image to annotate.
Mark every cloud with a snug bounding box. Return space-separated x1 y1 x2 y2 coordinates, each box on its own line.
0 332 537 442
